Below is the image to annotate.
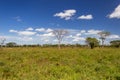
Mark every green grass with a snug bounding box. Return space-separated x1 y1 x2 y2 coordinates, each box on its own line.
0 47 120 80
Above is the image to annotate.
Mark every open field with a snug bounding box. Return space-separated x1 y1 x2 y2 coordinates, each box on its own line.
0 47 120 80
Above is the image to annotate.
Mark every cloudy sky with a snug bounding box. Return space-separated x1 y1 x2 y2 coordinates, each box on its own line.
0 0 120 45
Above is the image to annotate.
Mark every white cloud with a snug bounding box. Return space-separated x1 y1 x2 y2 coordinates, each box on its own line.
19 37 33 41
42 32 54 37
44 39 49 42
26 27 34 31
54 9 76 20
35 28 45 32
85 29 102 35
80 30 86 33
46 28 53 32
9 29 18 33
66 29 101 43
66 33 85 42
18 31 36 36
78 14 93 20
108 34 120 39
66 35 73 38
108 4 120 19
38 32 54 37
72 37 85 42
10 29 36 36
4 35 36 44
76 33 81 37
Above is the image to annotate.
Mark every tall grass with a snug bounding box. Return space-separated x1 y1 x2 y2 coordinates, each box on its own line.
0 47 120 80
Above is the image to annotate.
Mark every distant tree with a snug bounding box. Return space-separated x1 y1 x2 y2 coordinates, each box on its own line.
75 43 82 47
110 40 120 48
6 42 17 47
98 31 110 47
86 37 99 49
0 37 6 47
52 29 68 49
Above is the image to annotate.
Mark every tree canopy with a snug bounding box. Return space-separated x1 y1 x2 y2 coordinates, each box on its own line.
6 42 17 47
110 40 120 48
86 37 99 49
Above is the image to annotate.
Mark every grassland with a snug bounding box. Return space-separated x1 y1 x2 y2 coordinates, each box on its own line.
0 47 120 80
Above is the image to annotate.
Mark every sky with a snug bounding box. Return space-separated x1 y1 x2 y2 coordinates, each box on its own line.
0 0 120 45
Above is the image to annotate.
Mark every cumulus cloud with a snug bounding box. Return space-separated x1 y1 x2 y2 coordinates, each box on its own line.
54 9 76 20
35 28 53 33
18 31 36 36
108 34 120 39
78 14 93 20
85 29 102 35
76 33 81 37
66 35 73 38
35 28 45 32
108 4 120 19
26 27 34 31
38 32 54 37
19 37 33 41
80 30 86 33
44 39 49 42
72 37 85 42
46 28 53 32
9 30 18 33
3 35 34 44
9 29 36 36
66 33 85 42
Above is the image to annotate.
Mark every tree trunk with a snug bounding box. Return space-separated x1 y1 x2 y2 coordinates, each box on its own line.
102 39 104 47
90 43 94 49
58 41 61 49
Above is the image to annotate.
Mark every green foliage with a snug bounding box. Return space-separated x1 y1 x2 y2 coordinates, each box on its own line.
86 37 99 49
6 42 17 47
110 40 120 48
0 47 120 80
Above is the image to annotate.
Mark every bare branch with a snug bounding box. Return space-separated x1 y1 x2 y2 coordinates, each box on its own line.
98 31 110 47
0 37 6 47
52 29 68 49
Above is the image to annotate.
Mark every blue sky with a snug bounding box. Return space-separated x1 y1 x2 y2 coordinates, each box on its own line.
0 0 120 44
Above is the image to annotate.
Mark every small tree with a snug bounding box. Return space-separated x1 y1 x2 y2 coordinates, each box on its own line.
52 29 68 49
110 40 120 48
6 42 17 47
98 31 110 47
86 37 99 49
0 37 6 47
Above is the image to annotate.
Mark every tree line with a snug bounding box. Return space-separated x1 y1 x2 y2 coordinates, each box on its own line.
0 29 120 49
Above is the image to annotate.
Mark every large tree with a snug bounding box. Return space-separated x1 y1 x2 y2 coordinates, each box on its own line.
86 37 99 49
98 31 110 47
6 42 17 47
110 40 120 48
52 29 68 49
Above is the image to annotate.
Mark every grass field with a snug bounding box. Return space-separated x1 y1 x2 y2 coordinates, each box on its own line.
0 47 120 80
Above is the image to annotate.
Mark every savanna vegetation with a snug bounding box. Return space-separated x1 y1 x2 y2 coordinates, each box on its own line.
0 47 120 80
0 30 120 80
